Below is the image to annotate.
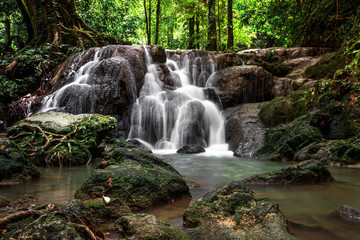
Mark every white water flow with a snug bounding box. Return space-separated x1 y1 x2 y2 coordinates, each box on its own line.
128 48 228 152
40 49 102 113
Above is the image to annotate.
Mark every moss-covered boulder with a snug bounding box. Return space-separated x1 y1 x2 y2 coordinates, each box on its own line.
304 52 346 79
242 160 333 184
295 137 360 166
0 139 40 184
259 90 311 128
7 111 117 166
115 213 190 240
183 182 296 240
256 115 323 161
75 143 190 210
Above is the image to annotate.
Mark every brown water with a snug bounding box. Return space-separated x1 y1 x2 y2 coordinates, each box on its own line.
1 154 360 239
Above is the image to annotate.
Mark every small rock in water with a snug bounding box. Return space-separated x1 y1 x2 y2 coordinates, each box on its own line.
338 205 360 222
177 144 205 154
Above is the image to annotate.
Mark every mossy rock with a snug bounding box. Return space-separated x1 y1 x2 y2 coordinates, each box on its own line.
183 182 296 240
256 115 323 161
75 144 190 210
295 138 360 166
7 112 117 166
259 90 311 128
115 213 190 240
0 139 40 184
304 52 346 79
242 160 333 184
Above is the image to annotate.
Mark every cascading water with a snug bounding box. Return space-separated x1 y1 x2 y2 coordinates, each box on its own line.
128 47 228 152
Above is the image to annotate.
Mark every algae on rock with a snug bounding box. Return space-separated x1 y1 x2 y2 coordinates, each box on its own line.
75 143 191 210
7 111 117 167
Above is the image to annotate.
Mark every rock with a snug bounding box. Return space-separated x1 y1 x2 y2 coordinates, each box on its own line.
238 47 331 59
272 77 294 97
9 194 45 209
224 103 265 157
183 182 296 240
242 160 333 184
0 139 40 184
338 205 360 222
259 90 310 128
115 213 190 240
75 144 190 210
0 196 10 208
0 201 103 240
304 52 346 79
216 65 274 108
7 112 117 166
126 139 153 152
256 116 323 161
149 45 167 63
177 144 205 154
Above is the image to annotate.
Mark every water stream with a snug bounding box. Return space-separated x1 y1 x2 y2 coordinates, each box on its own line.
128 47 228 151
1 155 359 239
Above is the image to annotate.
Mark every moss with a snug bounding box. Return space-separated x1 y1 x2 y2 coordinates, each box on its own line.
256 115 323 161
0 139 40 183
75 145 190 210
304 52 346 79
259 90 311 128
7 112 117 166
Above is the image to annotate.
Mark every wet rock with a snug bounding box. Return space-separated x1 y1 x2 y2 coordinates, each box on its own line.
242 160 333 184
238 47 331 59
0 196 10 208
0 204 102 240
7 112 117 166
115 213 190 240
177 144 205 154
256 116 323 161
183 182 296 240
216 65 274 108
149 45 167 63
338 205 360 222
224 103 265 157
259 90 310 128
0 139 40 184
272 77 294 97
9 194 45 209
126 139 153 152
75 144 190 210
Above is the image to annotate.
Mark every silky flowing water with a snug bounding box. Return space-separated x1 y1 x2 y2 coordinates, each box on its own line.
1 154 360 239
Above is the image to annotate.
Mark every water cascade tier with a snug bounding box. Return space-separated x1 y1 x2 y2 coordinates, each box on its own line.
128 48 228 151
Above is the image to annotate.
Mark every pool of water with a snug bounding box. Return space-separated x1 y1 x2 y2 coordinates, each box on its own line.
1 153 360 239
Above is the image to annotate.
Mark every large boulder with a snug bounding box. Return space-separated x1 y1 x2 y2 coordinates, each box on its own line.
75 143 190 210
0 139 40 184
224 103 265 157
115 213 190 240
177 144 205 154
215 65 274 108
183 182 296 240
256 115 323 161
7 112 117 166
241 160 333 184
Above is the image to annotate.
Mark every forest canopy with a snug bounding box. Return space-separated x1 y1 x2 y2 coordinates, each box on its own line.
1 0 359 51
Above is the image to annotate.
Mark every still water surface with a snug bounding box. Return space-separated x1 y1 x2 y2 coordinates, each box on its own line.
1 154 359 239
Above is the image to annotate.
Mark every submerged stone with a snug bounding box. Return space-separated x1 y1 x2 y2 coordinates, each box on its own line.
338 205 360 223
177 144 205 154
183 181 296 240
75 144 190 210
241 160 333 184
115 213 190 240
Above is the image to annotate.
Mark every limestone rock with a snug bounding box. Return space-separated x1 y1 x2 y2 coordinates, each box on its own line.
177 144 205 154
242 160 333 184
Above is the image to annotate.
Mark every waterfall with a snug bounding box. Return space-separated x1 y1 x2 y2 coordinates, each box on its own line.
128 47 228 152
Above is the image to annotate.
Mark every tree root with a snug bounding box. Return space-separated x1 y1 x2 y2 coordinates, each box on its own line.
0 210 43 228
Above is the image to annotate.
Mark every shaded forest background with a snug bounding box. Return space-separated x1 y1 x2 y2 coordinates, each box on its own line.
0 0 359 129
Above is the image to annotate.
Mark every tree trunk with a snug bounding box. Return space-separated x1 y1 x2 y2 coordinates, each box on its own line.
155 0 161 44
189 15 195 49
149 0 152 44
218 0 221 50
4 13 11 50
227 0 233 49
18 0 121 48
196 14 200 49
144 0 150 44
16 0 34 44
207 0 217 51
